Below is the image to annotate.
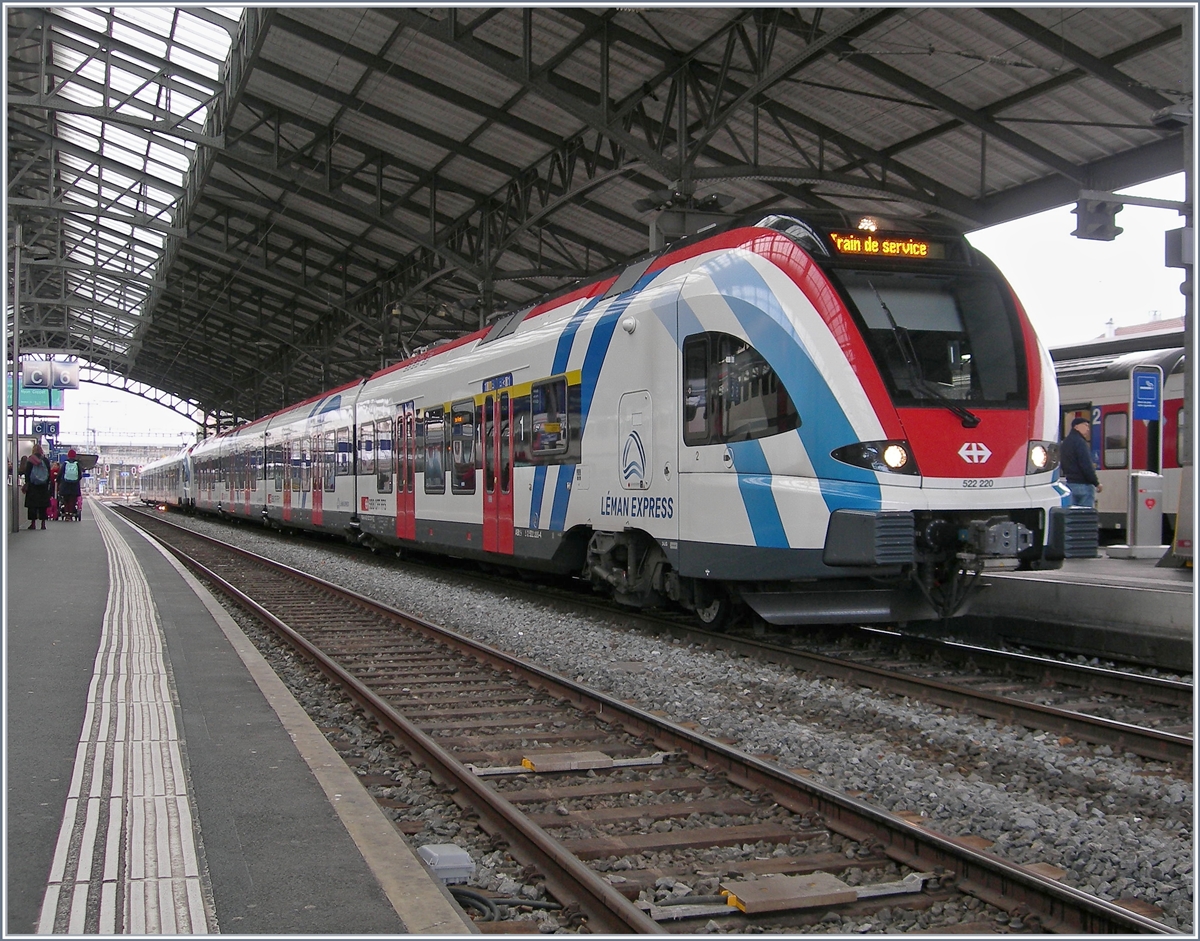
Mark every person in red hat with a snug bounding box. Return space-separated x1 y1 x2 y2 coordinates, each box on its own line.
59 448 83 521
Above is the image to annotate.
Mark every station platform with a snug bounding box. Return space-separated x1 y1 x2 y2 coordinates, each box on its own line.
944 552 1195 673
5 498 476 935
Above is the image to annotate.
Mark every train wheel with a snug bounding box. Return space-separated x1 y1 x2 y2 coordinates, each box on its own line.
694 586 733 630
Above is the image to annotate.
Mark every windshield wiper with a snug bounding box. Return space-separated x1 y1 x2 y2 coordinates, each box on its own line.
867 279 980 429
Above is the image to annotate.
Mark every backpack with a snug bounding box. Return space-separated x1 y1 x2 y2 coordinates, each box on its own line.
63 460 80 482
28 459 48 486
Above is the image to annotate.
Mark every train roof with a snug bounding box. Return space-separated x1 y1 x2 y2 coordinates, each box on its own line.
363 210 980 385
1054 343 1185 386
1050 329 1184 363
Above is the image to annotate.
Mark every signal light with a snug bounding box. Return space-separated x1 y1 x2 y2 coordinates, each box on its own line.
1071 199 1123 241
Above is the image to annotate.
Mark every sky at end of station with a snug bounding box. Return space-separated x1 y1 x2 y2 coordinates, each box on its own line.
48 172 1191 443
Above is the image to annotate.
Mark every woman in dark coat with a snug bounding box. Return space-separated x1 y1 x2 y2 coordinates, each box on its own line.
20 442 52 529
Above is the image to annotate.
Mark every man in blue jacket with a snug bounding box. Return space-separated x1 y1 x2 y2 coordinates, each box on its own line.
1061 417 1103 507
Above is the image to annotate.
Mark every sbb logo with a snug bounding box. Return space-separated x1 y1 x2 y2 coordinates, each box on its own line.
361 496 370 511
958 442 992 464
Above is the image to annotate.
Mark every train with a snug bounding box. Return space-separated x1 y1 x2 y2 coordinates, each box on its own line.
1051 328 1186 540
140 210 1096 627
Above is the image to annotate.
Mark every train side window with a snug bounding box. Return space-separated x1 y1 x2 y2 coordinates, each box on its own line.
322 433 335 492
531 377 568 457
336 427 351 476
1177 407 1186 468
1103 411 1128 469
683 337 710 444
512 395 531 464
500 392 511 493
483 395 495 493
683 331 800 445
377 419 393 493
397 411 409 493
301 437 312 492
424 407 446 494
273 444 284 491
284 441 295 491
406 411 416 490
451 400 476 494
360 422 376 476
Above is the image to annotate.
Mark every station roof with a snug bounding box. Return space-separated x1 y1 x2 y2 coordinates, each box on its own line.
7 6 1192 427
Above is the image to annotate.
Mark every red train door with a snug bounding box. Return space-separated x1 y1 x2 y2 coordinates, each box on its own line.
396 402 416 541
483 392 514 554
312 435 324 527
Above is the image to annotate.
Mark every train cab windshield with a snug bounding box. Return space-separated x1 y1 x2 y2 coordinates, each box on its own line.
832 268 1028 410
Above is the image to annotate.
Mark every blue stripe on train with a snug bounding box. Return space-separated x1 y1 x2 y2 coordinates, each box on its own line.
549 284 653 531
698 256 881 533
725 440 788 548
529 295 606 528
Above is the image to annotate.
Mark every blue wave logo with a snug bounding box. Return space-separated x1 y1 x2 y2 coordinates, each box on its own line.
622 430 645 482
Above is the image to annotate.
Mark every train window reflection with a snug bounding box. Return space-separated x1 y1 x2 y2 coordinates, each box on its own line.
532 378 568 455
360 422 376 476
322 433 335 492
682 332 800 446
500 392 511 494
451 400 476 494
1176 408 1185 468
336 428 351 476
377 420 393 493
424 407 446 493
1104 411 1128 468
835 269 1026 408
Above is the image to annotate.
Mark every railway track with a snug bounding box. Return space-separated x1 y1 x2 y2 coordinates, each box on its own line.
116 506 1177 934
640 620 1194 766
154 505 1189 765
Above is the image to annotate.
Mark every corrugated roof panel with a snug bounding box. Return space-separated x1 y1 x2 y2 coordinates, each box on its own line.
355 71 492 144
502 96 586 141
243 70 343 127
379 23 525 107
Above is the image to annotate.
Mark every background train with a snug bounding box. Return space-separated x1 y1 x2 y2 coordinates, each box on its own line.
141 210 1095 627
1052 326 1186 542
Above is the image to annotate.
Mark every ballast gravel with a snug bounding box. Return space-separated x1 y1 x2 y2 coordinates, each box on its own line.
153 511 1193 932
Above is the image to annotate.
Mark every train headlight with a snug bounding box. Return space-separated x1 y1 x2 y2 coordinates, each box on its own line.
831 440 920 475
882 444 909 470
1026 440 1060 475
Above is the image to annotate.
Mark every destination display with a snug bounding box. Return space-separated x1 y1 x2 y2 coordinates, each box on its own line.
828 232 946 260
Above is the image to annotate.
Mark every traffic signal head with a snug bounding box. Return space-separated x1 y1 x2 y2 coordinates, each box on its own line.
1071 199 1123 241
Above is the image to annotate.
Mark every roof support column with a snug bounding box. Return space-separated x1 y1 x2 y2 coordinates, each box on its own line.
10 226 21 533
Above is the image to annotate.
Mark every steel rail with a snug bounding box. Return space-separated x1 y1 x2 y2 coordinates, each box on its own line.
118 509 1179 935
626 619 1192 764
855 627 1194 706
163 547 663 933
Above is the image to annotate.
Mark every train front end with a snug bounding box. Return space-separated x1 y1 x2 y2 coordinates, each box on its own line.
733 214 1092 623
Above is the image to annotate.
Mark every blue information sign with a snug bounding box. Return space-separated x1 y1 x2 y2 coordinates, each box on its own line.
482 373 513 393
1132 369 1161 421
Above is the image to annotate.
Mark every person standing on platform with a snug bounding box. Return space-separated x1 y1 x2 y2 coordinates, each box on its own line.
20 442 52 529
1061 416 1103 508
48 460 60 521
58 448 83 522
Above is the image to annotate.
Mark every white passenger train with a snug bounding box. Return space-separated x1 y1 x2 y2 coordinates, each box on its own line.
141 211 1094 626
1052 330 1186 539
